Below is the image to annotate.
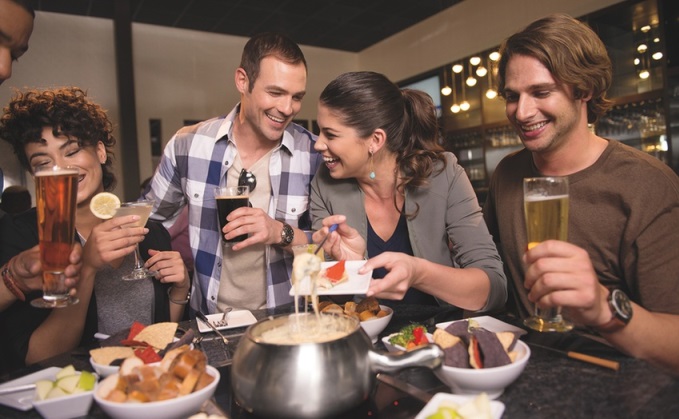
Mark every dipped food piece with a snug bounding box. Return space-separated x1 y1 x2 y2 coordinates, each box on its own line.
318 260 348 289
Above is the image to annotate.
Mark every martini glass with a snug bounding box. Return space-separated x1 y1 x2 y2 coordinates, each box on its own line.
115 200 157 281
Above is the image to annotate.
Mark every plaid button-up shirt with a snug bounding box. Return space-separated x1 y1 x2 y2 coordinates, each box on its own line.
144 105 321 314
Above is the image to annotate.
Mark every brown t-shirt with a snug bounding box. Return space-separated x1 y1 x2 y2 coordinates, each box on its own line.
484 140 679 318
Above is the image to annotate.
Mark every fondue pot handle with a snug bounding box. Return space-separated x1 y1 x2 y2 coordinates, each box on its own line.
368 344 444 373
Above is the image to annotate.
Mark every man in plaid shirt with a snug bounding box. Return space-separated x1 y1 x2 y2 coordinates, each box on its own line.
144 33 322 314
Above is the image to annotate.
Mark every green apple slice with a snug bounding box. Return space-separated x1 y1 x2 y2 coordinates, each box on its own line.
77 371 96 391
55 365 76 380
56 374 80 393
45 386 68 400
34 380 54 401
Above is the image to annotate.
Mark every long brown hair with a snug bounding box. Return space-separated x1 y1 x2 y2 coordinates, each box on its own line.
319 71 446 216
497 13 613 123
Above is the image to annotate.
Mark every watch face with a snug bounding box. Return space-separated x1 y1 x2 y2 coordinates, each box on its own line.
612 289 633 321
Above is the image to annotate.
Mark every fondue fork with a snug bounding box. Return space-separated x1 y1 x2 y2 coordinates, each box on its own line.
213 307 233 327
196 311 229 344
314 224 338 255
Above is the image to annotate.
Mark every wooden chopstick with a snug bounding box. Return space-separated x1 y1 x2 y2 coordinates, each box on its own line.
567 351 620 371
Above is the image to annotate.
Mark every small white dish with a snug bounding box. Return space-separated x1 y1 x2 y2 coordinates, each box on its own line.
359 305 393 344
33 383 95 419
0 367 62 411
436 315 527 336
288 260 373 296
94 365 219 419
196 310 257 333
89 357 120 378
381 332 434 352
414 392 505 419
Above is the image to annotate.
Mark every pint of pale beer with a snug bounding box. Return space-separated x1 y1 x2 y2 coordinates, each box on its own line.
32 165 79 308
523 176 572 332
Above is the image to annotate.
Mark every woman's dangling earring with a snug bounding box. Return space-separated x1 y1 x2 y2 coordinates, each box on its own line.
369 149 376 180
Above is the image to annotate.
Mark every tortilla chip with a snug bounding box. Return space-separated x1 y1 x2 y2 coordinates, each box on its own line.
90 346 135 365
474 328 512 368
443 342 469 368
133 322 178 350
444 320 472 345
496 331 518 352
433 328 462 349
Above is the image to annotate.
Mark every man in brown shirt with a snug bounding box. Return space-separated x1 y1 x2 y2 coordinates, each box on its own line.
484 13 679 375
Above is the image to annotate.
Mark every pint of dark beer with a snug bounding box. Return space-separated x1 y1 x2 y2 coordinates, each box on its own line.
215 186 249 244
32 165 79 308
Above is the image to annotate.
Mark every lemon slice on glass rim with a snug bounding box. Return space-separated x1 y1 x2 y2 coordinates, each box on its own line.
90 192 121 219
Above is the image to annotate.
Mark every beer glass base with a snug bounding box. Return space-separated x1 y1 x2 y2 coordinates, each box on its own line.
30 296 79 308
524 316 573 332
122 268 157 281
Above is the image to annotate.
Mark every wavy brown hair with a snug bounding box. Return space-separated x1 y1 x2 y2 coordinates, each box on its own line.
497 13 613 123
319 71 446 217
0 86 117 190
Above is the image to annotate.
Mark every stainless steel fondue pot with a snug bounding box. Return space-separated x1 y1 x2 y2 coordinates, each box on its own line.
231 313 444 418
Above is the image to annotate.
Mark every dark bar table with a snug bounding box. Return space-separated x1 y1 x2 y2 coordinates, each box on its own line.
1 304 678 418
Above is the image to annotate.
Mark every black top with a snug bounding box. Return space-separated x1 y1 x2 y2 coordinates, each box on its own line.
367 213 437 307
0 208 173 377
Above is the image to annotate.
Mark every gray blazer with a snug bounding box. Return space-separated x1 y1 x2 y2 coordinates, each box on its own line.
310 152 507 312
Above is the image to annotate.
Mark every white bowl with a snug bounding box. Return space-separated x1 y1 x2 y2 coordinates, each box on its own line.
89 357 120 378
359 305 393 343
381 332 434 352
32 374 95 419
93 365 220 419
433 339 530 399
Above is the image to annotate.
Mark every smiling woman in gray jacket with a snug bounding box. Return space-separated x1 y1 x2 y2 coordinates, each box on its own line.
310 71 506 312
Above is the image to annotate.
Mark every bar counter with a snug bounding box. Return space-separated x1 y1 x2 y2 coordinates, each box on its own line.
1 303 677 418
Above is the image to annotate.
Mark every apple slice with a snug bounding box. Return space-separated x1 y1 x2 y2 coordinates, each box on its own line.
55 365 76 380
56 374 80 394
34 380 54 401
45 386 68 400
77 370 96 391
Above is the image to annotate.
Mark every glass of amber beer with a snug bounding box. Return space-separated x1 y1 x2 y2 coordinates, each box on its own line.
215 186 249 244
32 165 79 308
523 176 572 332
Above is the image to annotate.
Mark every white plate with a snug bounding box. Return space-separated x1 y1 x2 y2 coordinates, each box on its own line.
196 310 257 333
436 315 527 336
0 367 61 411
288 260 373 296
415 392 505 419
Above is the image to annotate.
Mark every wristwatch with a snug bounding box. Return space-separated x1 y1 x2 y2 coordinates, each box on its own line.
594 289 633 333
278 222 294 246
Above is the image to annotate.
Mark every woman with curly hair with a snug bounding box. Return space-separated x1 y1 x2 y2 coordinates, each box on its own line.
311 71 506 311
0 87 189 374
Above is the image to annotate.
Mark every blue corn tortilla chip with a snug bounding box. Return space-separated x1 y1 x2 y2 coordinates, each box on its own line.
443 342 469 368
444 320 472 345
473 328 512 368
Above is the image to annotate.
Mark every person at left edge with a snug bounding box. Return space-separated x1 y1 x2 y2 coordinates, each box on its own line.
143 33 322 314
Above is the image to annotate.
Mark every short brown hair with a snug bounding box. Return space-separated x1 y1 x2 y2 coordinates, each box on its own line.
239 32 307 92
497 13 613 123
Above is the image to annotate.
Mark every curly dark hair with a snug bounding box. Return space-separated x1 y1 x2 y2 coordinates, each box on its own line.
319 71 446 217
0 86 117 190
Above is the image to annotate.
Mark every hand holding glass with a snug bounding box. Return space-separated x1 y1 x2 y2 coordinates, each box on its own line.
115 200 156 281
523 176 572 332
32 165 79 308
215 186 249 244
